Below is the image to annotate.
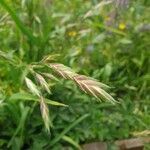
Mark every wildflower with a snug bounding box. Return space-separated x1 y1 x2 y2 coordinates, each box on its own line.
68 31 77 37
118 22 126 30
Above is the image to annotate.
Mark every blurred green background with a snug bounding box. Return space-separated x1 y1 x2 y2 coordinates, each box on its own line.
0 0 149 149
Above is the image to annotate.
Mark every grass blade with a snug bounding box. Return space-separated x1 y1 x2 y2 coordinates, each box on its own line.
7 105 30 148
62 135 82 150
0 0 38 44
9 92 68 107
47 114 89 147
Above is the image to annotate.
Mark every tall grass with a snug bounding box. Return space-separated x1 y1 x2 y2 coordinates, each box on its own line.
0 0 149 149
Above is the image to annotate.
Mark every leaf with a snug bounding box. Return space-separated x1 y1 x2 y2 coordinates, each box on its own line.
48 114 89 147
62 135 82 150
9 92 39 101
9 92 68 107
103 63 112 78
0 139 7 147
7 105 30 148
119 38 132 44
44 99 68 107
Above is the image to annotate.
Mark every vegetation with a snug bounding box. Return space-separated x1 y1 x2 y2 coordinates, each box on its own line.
0 0 149 149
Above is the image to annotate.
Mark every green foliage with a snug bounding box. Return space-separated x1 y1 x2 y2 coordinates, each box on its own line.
0 0 149 149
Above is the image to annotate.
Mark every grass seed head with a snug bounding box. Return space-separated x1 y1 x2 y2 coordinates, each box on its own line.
48 63 116 104
73 75 116 104
40 97 51 133
25 77 41 97
35 73 51 94
49 63 77 79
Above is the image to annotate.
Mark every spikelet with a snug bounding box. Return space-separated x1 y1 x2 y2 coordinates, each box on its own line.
48 63 77 79
73 75 110 89
49 63 116 104
35 73 51 94
25 77 41 97
73 75 116 104
41 54 60 62
40 96 51 133
41 73 59 82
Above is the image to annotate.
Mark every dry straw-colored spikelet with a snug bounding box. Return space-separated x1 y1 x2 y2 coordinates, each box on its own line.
40 96 51 133
35 73 51 94
73 75 116 104
25 77 51 132
49 63 77 79
49 63 117 104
